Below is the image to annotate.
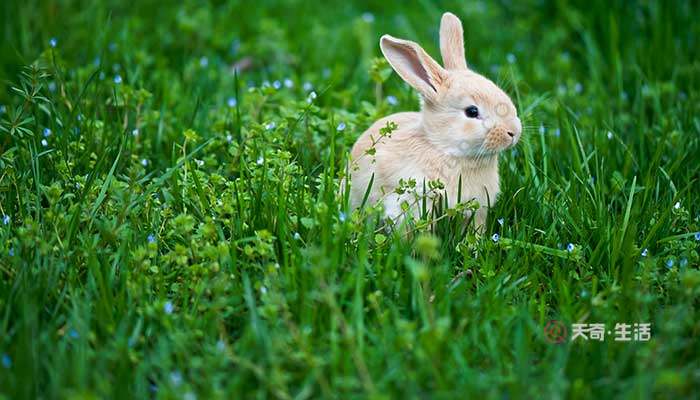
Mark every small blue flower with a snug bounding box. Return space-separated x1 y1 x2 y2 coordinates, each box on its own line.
680 258 688 268
641 248 648 257
227 97 237 108
362 12 375 23
113 74 123 84
1 354 11 368
199 57 209 67
169 371 182 386
338 211 347 222
694 232 700 241
226 134 233 143
539 124 545 135
336 122 346 131
147 234 156 244
69 329 79 339
141 159 149 167
574 82 583 93
0 105 5 114
49 37 58 48
8 248 14 256
673 201 681 210
506 53 516 64
132 128 139 137
665 259 674 269
265 122 276 131
554 128 561 137
607 131 613 140
293 232 301 240
497 218 504 226
216 339 226 352
567 243 575 252
164 301 174 314
273 80 282 89
256 156 264 165
386 95 398 106
43 128 52 137
284 78 294 88
491 233 500 243
2 215 9 225
303 82 313 92
48 82 57 92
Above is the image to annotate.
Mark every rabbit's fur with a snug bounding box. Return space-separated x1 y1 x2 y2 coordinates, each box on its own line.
347 12 521 227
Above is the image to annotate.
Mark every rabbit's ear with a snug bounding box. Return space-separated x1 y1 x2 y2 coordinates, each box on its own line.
439 12 467 70
380 35 447 102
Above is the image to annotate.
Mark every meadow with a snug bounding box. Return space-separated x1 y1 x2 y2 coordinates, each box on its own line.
1 0 699 398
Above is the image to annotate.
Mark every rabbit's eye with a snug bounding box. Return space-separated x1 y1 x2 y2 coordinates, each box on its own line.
465 105 479 118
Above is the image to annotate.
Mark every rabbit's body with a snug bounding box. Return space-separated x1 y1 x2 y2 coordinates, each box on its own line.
347 12 521 227
349 112 499 225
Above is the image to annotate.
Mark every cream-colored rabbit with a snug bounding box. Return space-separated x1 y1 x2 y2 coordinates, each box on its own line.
347 12 521 227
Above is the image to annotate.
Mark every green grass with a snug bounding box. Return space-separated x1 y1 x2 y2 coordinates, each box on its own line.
1 0 699 398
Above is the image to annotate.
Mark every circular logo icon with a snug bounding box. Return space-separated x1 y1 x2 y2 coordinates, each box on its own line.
495 102 510 118
544 320 568 344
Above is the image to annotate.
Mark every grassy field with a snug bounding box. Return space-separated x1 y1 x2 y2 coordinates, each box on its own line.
1 0 699 398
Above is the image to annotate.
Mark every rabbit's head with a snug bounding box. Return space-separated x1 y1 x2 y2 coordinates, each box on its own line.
380 12 521 158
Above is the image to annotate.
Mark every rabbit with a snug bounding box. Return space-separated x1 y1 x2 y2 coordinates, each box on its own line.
346 12 522 228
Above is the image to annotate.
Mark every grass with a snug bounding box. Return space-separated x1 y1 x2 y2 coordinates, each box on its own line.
1 0 699 398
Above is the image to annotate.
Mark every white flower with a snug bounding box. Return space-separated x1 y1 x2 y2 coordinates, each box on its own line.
497 218 504 226
293 232 301 240
132 128 139 137
41 139 48 147
226 134 233 143
195 159 204 167
260 286 268 295
256 156 264 165
641 248 648 257
141 159 149 167
307 91 317 103
673 201 681 209
2 215 9 225
607 131 613 140
49 37 58 48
